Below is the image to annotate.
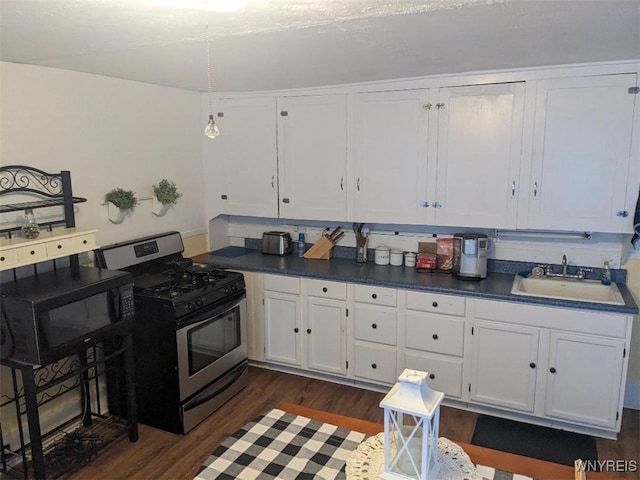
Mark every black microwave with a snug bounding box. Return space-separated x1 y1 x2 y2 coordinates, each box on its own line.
0 266 135 365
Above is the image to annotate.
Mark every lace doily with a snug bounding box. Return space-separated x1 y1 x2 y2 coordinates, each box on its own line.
346 433 481 480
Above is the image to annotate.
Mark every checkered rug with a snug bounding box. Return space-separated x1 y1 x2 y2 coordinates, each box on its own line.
194 408 533 480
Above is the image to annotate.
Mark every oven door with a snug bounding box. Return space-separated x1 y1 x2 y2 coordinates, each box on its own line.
176 293 247 400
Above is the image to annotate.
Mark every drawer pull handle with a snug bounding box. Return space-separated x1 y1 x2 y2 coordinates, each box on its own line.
0 257 4 261
432 334 438 340
371 363 377 369
294 328 299 333
30 250 35 255
432 301 438 308
549 367 556 374
530 362 536 369
83 239 88 244
372 323 377 329
306 328 312 334
322 287 328 293
372 293 377 299
57 244 63 249
429 373 435 380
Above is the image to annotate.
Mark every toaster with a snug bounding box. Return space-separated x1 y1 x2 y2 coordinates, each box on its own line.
261 231 293 256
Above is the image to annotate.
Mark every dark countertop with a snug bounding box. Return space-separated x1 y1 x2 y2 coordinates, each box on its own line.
192 250 639 315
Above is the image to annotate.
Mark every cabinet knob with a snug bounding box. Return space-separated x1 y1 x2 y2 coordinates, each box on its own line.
30 250 35 255
429 373 435 380
432 301 438 308
57 244 62 249
530 362 536 369
372 323 377 329
0 256 4 262
306 328 312 334
371 363 377 369
294 328 299 333
549 367 557 374
432 334 438 340
322 287 328 293
82 239 88 244
372 293 377 299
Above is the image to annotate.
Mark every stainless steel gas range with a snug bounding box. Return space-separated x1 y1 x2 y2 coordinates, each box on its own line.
94 231 248 434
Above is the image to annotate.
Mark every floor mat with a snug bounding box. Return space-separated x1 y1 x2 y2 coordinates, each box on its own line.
471 415 598 468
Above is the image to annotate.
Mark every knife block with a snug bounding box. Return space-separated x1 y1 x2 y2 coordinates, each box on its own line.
303 236 334 260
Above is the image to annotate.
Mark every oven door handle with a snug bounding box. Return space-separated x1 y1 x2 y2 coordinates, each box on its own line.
183 363 247 411
176 291 246 329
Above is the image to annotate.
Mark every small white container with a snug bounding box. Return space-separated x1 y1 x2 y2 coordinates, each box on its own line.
390 249 403 266
404 252 416 267
374 245 390 265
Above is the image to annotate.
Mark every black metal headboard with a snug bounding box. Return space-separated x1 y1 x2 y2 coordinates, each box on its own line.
0 165 87 236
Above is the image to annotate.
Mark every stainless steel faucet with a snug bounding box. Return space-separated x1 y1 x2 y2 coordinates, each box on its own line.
602 260 612 284
561 254 567 277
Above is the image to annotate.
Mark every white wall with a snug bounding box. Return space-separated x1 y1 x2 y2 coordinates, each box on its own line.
0 61 206 247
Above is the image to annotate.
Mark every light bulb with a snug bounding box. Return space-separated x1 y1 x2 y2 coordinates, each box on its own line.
204 114 220 139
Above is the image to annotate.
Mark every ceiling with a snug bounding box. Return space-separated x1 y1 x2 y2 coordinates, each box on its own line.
1 0 639 93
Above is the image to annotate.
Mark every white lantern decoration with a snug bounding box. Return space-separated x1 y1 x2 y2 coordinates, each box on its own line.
379 369 445 480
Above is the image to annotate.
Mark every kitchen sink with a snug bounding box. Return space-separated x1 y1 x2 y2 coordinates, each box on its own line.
510 275 625 305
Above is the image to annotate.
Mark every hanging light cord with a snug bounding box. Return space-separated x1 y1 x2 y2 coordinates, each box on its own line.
205 9 213 116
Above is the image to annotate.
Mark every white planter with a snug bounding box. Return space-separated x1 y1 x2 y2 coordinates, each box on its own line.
152 198 171 216
107 202 130 224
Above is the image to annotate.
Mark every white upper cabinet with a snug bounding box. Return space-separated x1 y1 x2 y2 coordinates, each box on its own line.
351 89 432 224
277 95 348 221
522 74 637 233
351 83 525 227
212 96 279 217
434 83 525 228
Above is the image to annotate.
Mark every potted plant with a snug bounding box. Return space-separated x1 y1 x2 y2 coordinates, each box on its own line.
104 188 138 223
152 179 181 216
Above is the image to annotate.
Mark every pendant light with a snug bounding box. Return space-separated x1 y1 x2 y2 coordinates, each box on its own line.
204 6 220 139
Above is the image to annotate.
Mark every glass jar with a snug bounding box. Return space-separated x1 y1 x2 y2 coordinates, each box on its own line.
22 208 40 239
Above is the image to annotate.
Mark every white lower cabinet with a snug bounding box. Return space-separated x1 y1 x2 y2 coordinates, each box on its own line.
403 291 466 398
263 275 302 366
305 279 348 376
353 285 399 385
258 274 632 436
263 275 347 376
544 332 625 429
469 320 539 412
470 299 632 432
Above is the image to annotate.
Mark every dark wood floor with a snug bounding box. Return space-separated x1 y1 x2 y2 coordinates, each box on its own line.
69 366 639 480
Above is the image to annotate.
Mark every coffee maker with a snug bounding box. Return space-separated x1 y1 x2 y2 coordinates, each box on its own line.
453 233 488 280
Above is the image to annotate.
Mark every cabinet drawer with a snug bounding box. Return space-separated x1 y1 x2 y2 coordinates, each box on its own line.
17 244 47 264
72 233 97 251
355 306 397 345
354 285 397 306
264 274 300 294
405 313 464 356
354 344 397 384
0 249 18 269
406 291 465 317
307 279 347 300
404 352 463 398
46 237 73 256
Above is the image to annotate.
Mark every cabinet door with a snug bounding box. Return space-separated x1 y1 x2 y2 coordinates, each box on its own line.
277 95 347 221
470 320 539 413
544 332 625 429
210 97 278 217
526 74 637 233
435 83 525 228
351 90 432 224
306 298 347 375
264 291 301 366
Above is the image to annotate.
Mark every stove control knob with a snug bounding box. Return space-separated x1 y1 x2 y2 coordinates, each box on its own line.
187 303 195 311
196 299 204 308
